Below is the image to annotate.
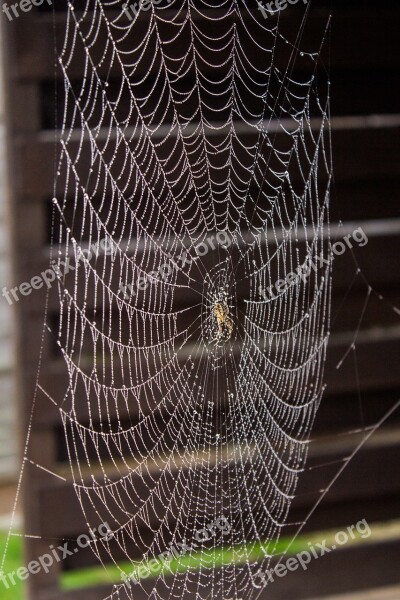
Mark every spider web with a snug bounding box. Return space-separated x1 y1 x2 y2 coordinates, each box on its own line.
5 1 337 599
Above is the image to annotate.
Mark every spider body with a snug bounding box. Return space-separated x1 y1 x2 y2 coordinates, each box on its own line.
211 294 233 344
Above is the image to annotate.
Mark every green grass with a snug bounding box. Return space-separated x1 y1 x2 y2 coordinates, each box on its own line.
1 520 393 596
62 540 299 590
0 533 25 600
0 530 312 596
61 527 368 591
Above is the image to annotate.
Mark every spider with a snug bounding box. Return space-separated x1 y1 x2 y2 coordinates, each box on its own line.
211 293 233 345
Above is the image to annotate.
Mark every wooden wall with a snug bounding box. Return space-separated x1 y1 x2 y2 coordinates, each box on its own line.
2 1 400 599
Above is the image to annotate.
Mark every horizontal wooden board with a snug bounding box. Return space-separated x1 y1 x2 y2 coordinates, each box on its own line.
6 2 400 599
38 66 400 132
13 218 400 319
15 116 400 200
21 320 399 427
32 533 400 600
32 427 400 541
11 8 400 82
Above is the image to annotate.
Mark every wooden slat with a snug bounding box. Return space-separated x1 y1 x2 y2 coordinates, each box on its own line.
5 1 400 598
34 427 400 540
308 584 400 600
22 328 399 423
38 538 400 600
259 539 400 600
12 8 400 81
14 219 400 318
15 116 400 198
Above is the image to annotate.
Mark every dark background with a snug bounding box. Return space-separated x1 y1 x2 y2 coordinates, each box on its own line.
1 1 400 599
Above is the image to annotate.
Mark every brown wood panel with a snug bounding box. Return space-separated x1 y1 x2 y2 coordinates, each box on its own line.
35 534 400 600
15 117 400 198
34 428 400 541
19 322 399 428
12 8 400 82
4 1 400 598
